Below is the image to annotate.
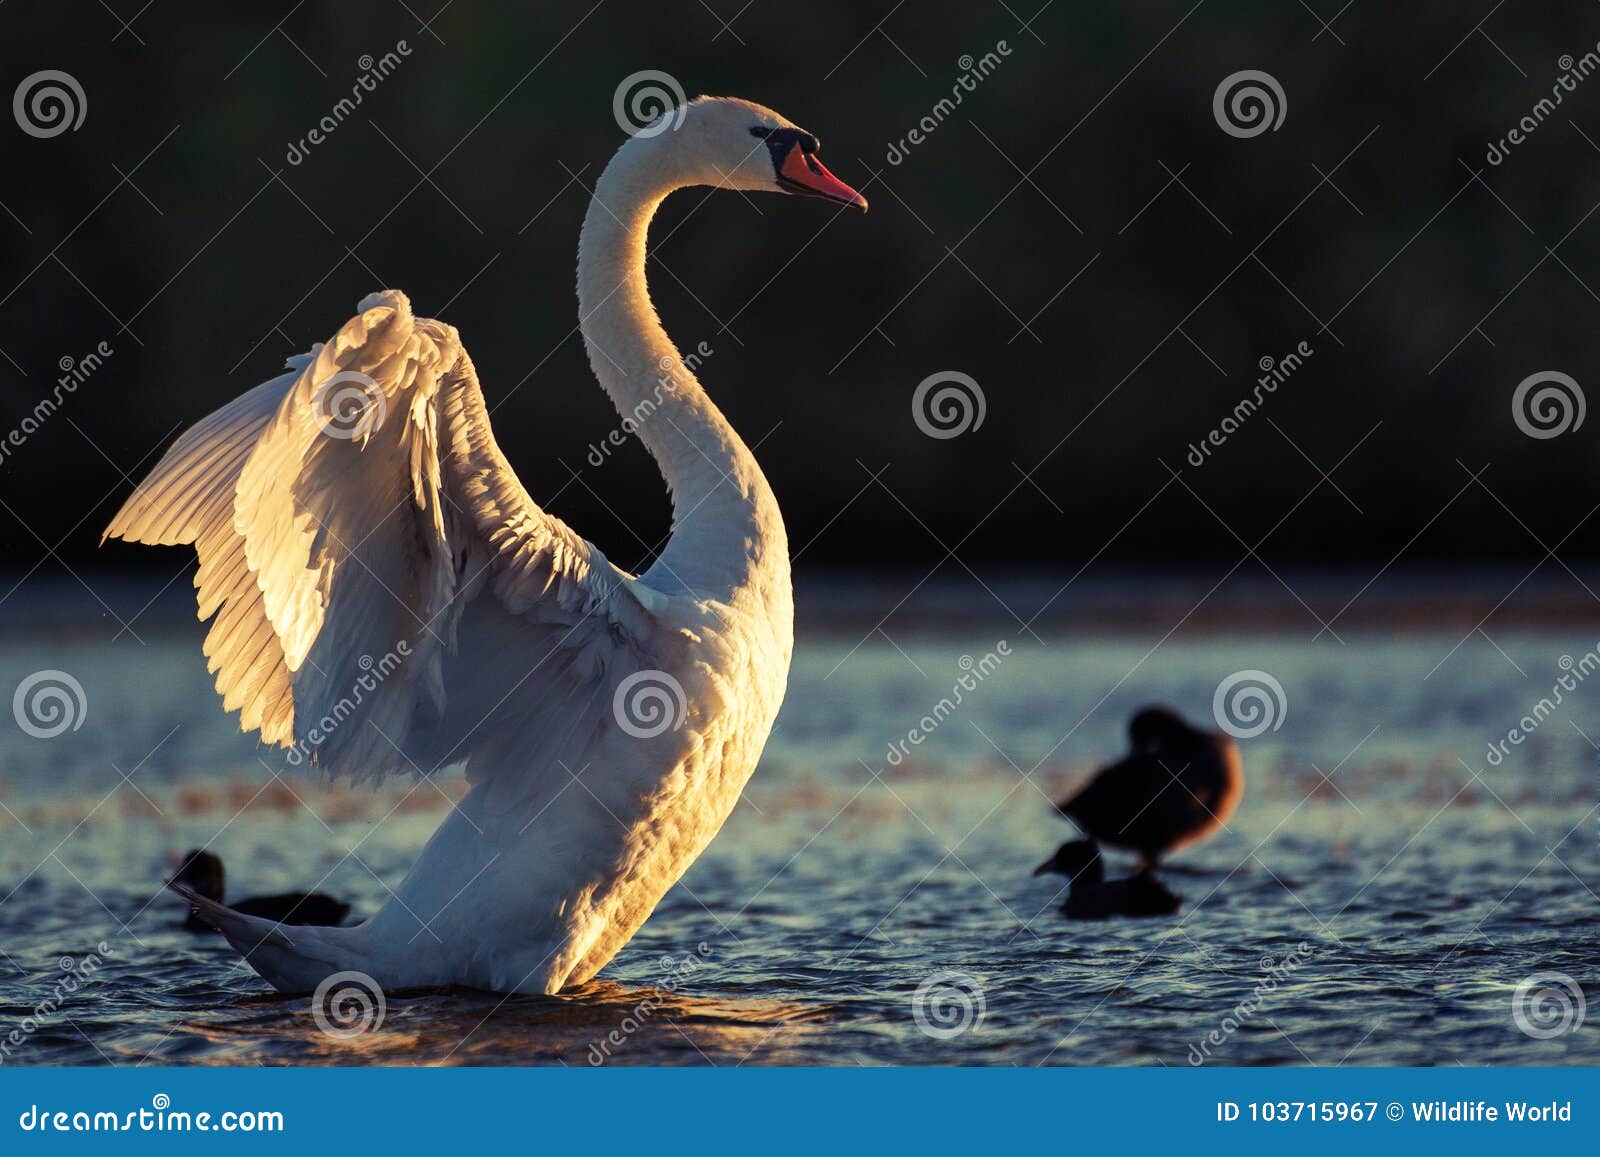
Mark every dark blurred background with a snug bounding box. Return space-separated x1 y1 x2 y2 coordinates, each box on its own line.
3 1 1600 578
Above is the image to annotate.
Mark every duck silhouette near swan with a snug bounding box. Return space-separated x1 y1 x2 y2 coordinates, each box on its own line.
1032 840 1182 919
170 850 350 930
105 96 866 995
1056 706 1244 869
1032 706 1246 919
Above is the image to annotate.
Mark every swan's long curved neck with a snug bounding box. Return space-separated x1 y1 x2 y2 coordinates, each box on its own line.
577 140 784 595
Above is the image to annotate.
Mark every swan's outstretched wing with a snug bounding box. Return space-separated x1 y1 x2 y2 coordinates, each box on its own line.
106 290 679 786
103 358 313 746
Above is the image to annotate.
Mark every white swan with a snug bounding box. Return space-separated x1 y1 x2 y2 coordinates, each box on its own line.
104 96 867 995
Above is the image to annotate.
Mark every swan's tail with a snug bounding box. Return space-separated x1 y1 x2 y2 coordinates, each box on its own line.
167 881 366 994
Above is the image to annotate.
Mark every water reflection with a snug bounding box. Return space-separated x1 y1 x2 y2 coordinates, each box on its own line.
155 981 833 1067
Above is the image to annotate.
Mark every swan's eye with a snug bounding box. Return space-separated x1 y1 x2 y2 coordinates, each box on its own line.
748 126 773 139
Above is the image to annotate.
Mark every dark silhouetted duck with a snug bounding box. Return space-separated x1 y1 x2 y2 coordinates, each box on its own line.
1032 839 1181 919
171 849 350 929
1056 705 1243 866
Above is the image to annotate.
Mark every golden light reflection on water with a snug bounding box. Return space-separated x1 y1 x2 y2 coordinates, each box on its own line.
162 981 833 1067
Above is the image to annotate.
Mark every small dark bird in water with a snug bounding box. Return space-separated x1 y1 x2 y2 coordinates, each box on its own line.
1055 705 1244 866
171 850 350 929
1032 839 1181 919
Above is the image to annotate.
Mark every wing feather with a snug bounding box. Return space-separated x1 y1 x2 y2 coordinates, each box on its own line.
106 362 303 747
106 290 672 789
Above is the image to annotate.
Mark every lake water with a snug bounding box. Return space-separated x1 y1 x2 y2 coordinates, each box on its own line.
0 577 1596 1066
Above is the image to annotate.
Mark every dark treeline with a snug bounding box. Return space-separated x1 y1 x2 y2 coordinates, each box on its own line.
4 1 1600 574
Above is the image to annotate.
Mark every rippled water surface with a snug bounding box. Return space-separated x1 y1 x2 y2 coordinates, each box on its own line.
1 592 1597 1066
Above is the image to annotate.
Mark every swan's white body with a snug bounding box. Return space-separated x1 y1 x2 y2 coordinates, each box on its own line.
106 97 864 994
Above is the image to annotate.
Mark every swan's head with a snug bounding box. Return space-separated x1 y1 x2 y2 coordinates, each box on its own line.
663 96 868 211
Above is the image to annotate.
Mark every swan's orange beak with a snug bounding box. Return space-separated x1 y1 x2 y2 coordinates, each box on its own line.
777 145 868 211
